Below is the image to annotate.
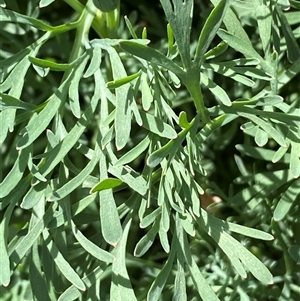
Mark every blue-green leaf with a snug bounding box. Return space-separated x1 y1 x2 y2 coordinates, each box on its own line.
139 111 177 139
194 0 229 67
274 180 300 221
119 40 184 77
42 230 86 291
71 221 114 263
160 0 193 69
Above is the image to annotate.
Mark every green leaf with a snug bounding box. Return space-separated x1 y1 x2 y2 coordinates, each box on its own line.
39 0 55 7
107 46 132 150
139 111 177 139
28 56 73 72
29 241 52 301
274 180 300 221
147 138 177 168
0 48 30 83
197 214 274 284
201 72 232 106
58 266 106 301
204 40 228 60
217 29 272 74
232 66 273 80
119 40 185 78
69 56 89 118
232 170 294 207
49 143 101 202
200 209 274 241
20 181 48 210
288 245 300 263
32 60 50 77
0 202 14 286
211 0 253 46
0 147 30 198
159 228 170 253
236 144 289 164
0 92 36 110
0 109 14 143
108 165 148 196
42 229 86 291
254 2 272 54
160 0 193 69
0 8 54 31
140 207 161 228
178 111 190 129
48 194 97 229
256 95 284 106
84 46 102 78
110 219 137 301
147 247 176 301
141 72 153 111
194 0 229 67
114 135 150 167
204 62 255 87
173 259 187 301
107 70 142 89
134 221 159 257
91 178 123 193
272 145 289 163
16 72 73 150
99 155 123 247
254 126 269 147
34 73 101 178
218 30 259 59
239 112 287 147
71 221 114 263
276 4 300 62
124 15 138 39
176 217 220 301
10 204 56 269
161 201 170 232
180 213 195 237
147 124 191 168
290 141 300 178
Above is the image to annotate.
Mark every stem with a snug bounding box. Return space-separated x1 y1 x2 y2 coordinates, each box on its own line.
67 0 97 64
184 69 211 124
64 0 120 38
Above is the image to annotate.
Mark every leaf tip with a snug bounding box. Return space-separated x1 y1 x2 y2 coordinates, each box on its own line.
1 280 10 287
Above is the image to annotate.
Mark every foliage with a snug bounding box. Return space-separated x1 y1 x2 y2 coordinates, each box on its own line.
1 0 300 300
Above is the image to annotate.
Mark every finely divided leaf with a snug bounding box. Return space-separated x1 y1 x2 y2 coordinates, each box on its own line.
160 0 193 69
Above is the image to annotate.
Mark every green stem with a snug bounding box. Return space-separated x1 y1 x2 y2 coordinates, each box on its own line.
64 0 120 38
184 69 211 124
67 0 97 64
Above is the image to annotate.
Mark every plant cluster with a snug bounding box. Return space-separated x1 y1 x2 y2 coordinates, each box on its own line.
0 0 300 300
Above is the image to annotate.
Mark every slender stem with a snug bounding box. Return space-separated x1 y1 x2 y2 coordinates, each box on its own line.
184 69 211 124
67 0 97 64
64 0 120 38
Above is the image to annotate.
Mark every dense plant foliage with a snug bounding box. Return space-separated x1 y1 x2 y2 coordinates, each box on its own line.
0 0 300 300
